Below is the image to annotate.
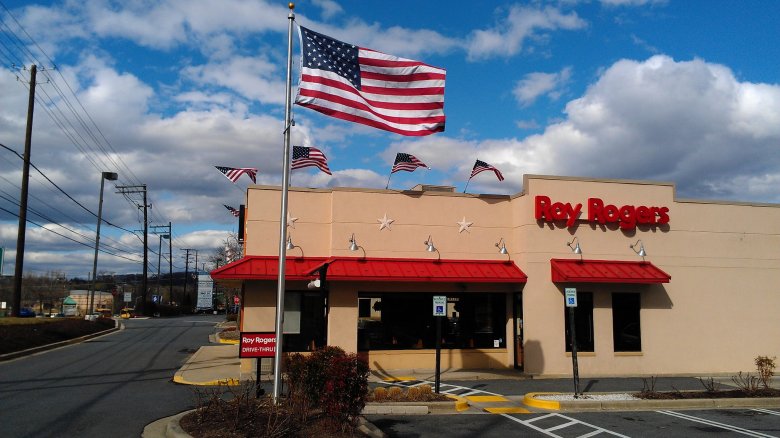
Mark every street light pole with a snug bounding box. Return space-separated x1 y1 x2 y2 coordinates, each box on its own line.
157 234 169 301
89 171 118 317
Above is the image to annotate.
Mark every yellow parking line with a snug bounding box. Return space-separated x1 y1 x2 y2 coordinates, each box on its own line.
466 395 509 403
381 376 416 382
484 407 532 414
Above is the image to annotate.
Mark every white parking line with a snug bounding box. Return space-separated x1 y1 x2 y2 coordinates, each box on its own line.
753 409 780 416
381 379 502 396
657 410 777 437
505 412 631 437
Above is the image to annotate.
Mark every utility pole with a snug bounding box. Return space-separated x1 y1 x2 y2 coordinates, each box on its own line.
12 64 37 317
182 248 194 308
117 185 148 314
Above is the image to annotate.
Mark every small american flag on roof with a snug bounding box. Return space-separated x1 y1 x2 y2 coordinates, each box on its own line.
224 205 240 217
391 153 429 174
470 160 504 182
215 166 257 183
291 146 332 175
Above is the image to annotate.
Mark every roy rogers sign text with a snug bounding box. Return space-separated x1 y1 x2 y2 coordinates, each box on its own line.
239 332 276 358
535 195 669 230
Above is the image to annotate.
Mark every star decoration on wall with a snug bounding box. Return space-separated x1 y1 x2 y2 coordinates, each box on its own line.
287 212 298 229
378 213 394 231
457 217 473 233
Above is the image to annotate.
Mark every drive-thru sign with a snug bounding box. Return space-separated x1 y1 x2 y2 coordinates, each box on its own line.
239 332 276 358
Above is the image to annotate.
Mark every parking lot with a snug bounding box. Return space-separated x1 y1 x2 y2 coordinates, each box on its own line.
369 408 780 437
366 376 780 437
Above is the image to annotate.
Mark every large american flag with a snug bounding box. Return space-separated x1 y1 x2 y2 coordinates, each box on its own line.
470 160 505 182
391 153 429 173
295 26 446 137
224 205 240 217
291 146 332 175
215 166 257 183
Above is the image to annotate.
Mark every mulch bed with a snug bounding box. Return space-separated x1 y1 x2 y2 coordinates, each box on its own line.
180 402 363 438
636 388 780 399
0 317 115 354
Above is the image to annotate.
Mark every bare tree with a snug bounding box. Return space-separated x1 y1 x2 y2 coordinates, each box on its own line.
207 232 242 269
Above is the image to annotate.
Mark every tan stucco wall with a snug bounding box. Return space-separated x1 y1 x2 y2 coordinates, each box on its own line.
237 175 780 377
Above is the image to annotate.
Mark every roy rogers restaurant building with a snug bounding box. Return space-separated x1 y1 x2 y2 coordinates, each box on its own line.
211 174 780 378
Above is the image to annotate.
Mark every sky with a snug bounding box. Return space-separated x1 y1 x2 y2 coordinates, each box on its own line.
0 0 779 279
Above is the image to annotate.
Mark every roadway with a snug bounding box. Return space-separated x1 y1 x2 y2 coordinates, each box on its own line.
0 314 223 438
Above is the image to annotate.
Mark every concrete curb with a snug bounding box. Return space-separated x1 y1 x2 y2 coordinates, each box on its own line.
0 319 121 362
215 333 239 344
361 395 467 415
522 392 561 410
141 410 193 438
523 393 780 411
172 373 240 386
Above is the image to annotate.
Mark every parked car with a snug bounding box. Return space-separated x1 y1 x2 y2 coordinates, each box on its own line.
18 308 36 317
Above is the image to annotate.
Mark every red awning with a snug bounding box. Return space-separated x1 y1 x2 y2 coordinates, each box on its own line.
311 257 527 283
211 256 527 283
550 258 670 284
211 256 328 281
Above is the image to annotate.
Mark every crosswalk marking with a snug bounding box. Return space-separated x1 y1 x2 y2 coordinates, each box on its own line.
504 412 631 437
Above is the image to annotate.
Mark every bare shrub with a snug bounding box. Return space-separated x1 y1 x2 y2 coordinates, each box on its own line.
732 371 760 393
189 382 299 436
698 377 718 393
418 384 433 396
640 376 657 394
755 356 776 389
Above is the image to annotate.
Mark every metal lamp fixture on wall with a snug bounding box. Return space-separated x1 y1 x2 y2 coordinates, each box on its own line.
630 239 647 261
285 235 303 255
348 233 366 258
424 235 441 260
567 236 582 260
495 238 509 260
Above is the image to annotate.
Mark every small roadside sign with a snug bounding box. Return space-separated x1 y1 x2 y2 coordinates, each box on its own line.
239 332 276 358
565 288 577 307
433 296 446 316
124 292 132 303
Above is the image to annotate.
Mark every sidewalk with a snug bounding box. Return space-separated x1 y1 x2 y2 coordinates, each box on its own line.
173 344 241 386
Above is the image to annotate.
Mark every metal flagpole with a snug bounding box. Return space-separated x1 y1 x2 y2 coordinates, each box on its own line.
385 171 393 189
463 177 472 193
272 2 296 404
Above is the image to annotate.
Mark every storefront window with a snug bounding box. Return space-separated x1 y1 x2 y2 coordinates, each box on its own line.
564 292 594 352
283 291 326 352
612 293 641 352
357 293 506 351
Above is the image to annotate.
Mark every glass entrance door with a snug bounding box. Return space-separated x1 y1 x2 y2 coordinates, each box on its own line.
514 292 523 370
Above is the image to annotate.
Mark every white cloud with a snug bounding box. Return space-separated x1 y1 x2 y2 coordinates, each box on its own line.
312 0 343 20
182 55 285 105
513 55 780 200
513 67 573 106
600 0 668 6
466 5 586 60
